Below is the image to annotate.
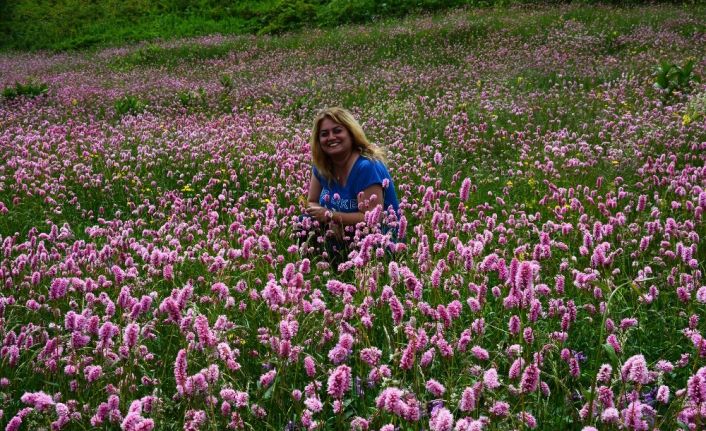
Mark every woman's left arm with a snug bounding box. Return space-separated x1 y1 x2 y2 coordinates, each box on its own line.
331 184 383 225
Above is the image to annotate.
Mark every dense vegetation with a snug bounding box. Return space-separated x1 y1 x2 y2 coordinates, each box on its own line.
1 3 706 431
0 0 673 51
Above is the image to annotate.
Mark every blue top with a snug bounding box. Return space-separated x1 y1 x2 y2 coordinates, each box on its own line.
313 156 400 215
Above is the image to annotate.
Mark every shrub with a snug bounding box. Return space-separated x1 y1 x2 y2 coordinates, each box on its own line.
258 0 324 35
114 95 147 117
653 58 699 99
2 80 48 100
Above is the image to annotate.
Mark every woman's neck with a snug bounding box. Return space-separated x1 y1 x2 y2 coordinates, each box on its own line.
331 151 358 184
332 151 354 170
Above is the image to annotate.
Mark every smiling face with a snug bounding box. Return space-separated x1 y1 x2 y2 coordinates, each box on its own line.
318 117 354 159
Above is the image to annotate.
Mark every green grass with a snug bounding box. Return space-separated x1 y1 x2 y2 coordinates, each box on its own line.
0 0 617 52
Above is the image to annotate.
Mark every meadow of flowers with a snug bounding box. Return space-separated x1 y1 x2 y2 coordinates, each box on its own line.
1 4 706 430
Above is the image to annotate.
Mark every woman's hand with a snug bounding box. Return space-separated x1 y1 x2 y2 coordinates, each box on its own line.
305 202 332 224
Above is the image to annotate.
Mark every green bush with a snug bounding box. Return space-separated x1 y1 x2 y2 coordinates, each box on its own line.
114 95 148 117
2 80 48 100
258 0 324 35
653 58 700 99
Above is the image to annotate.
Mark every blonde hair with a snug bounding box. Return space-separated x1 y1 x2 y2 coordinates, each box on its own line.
310 107 386 182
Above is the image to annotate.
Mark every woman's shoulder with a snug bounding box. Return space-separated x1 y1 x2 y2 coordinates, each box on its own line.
352 156 392 188
356 155 387 171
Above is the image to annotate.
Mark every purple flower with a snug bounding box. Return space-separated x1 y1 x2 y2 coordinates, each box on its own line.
459 387 476 412
429 407 453 431
489 401 509 417
304 356 316 377
425 379 445 397
123 323 140 349
620 401 655 431
20 391 54 411
460 178 472 201
517 411 537 429
174 349 188 389
621 355 649 385
483 368 500 390
259 369 276 388
520 363 540 393
327 365 351 399
49 278 69 300
471 346 489 361
360 347 382 367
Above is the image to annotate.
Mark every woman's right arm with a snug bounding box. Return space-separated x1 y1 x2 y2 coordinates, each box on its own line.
305 173 330 223
307 172 322 203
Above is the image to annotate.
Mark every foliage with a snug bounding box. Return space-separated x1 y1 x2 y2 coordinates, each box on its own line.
4 0 556 51
683 90 706 125
653 58 700 99
114 95 148 117
1 80 48 100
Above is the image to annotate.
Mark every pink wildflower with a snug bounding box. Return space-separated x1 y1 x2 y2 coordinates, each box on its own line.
174 349 188 389
621 355 649 385
471 346 489 361
429 407 453 431
520 363 540 393
483 368 500 390
360 347 382 367
327 365 351 399
259 370 276 388
517 411 537 429
606 334 622 354
489 401 509 417
459 387 476 412
656 385 669 404
20 391 54 411
425 379 446 397
304 356 316 377
460 178 472 201
123 323 139 349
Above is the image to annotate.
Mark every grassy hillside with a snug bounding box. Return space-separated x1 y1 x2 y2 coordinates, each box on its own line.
0 0 650 51
0 0 481 51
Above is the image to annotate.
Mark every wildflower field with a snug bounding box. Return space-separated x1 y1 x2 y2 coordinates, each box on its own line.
1 4 706 430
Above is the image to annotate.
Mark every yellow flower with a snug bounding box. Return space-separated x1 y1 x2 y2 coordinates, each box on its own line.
71 99 78 106
528 178 536 187
611 160 619 166
506 180 513 187
261 198 271 204
181 184 193 192
683 114 692 126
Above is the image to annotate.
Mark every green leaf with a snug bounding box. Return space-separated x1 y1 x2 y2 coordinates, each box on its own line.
263 378 277 400
603 343 619 363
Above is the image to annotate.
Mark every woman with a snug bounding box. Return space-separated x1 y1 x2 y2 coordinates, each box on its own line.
304 107 399 243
